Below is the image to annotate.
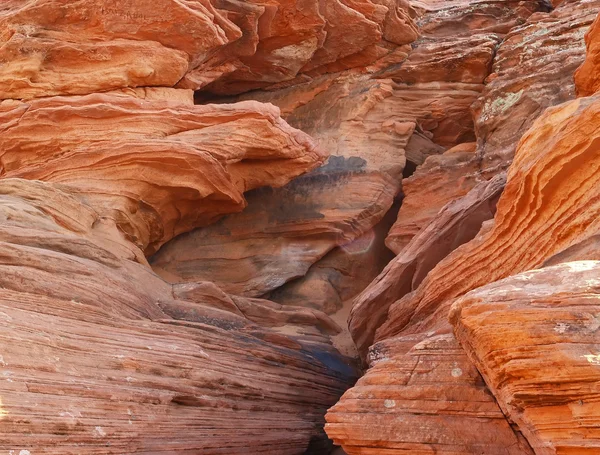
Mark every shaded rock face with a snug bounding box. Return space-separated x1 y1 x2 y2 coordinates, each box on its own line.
151 0 544 323
0 34 358 452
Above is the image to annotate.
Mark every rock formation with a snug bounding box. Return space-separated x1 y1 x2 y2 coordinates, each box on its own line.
2 0 600 454
328 1 600 454
451 262 600 455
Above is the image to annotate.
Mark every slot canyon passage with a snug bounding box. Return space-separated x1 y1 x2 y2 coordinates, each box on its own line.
2 0 600 453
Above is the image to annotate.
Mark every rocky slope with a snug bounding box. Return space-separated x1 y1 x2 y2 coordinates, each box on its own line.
2 0 600 454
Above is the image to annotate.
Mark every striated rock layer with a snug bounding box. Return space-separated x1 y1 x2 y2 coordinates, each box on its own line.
152 0 544 320
0 93 324 255
0 179 359 454
0 0 419 99
386 0 598 256
451 262 600 455
329 2 600 454
0 91 357 453
331 69 600 455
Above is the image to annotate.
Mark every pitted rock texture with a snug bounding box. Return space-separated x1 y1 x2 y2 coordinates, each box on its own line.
326 334 534 455
451 262 600 455
473 0 600 172
0 0 419 99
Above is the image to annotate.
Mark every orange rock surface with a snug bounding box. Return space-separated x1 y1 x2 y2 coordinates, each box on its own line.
0 179 358 454
451 262 600 455
3 0 600 453
0 93 324 255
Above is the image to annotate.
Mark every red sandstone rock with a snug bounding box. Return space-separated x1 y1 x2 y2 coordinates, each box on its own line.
576 12 600 96
0 176 358 455
350 173 504 357
378 92 600 344
0 0 420 99
385 0 598 258
473 0 600 172
450 262 600 455
329 4 600 452
0 93 324 255
326 334 534 454
385 142 479 254
152 75 412 299
152 0 543 314
333 88 600 455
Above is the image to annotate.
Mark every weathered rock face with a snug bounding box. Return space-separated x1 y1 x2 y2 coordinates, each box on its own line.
378 92 600 344
5 0 600 453
576 12 600 96
152 75 412 299
0 69 358 452
450 262 600 455
385 0 598 256
152 0 545 321
328 2 600 454
0 0 419 99
332 64 600 454
473 0 600 172
0 179 358 454
385 142 479 254
0 93 324 255
350 173 504 357
352 0 598 355
326 334 534 455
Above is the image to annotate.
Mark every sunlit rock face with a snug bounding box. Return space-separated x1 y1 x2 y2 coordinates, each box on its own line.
450 261 600 455
0 93 325 255
331 80 600 454
3 0 600 453
349 0 599 360
0 0 418 99
327 1 600 454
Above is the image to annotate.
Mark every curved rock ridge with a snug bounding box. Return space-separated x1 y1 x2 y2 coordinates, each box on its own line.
0 178 359 454
350 173 504 357
385 142 480 254
450 261 600 455
0 93 325 255
385 0 599 258
0 0 419 99
378 92 600 343
152 75 412 299
576 11 600 96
